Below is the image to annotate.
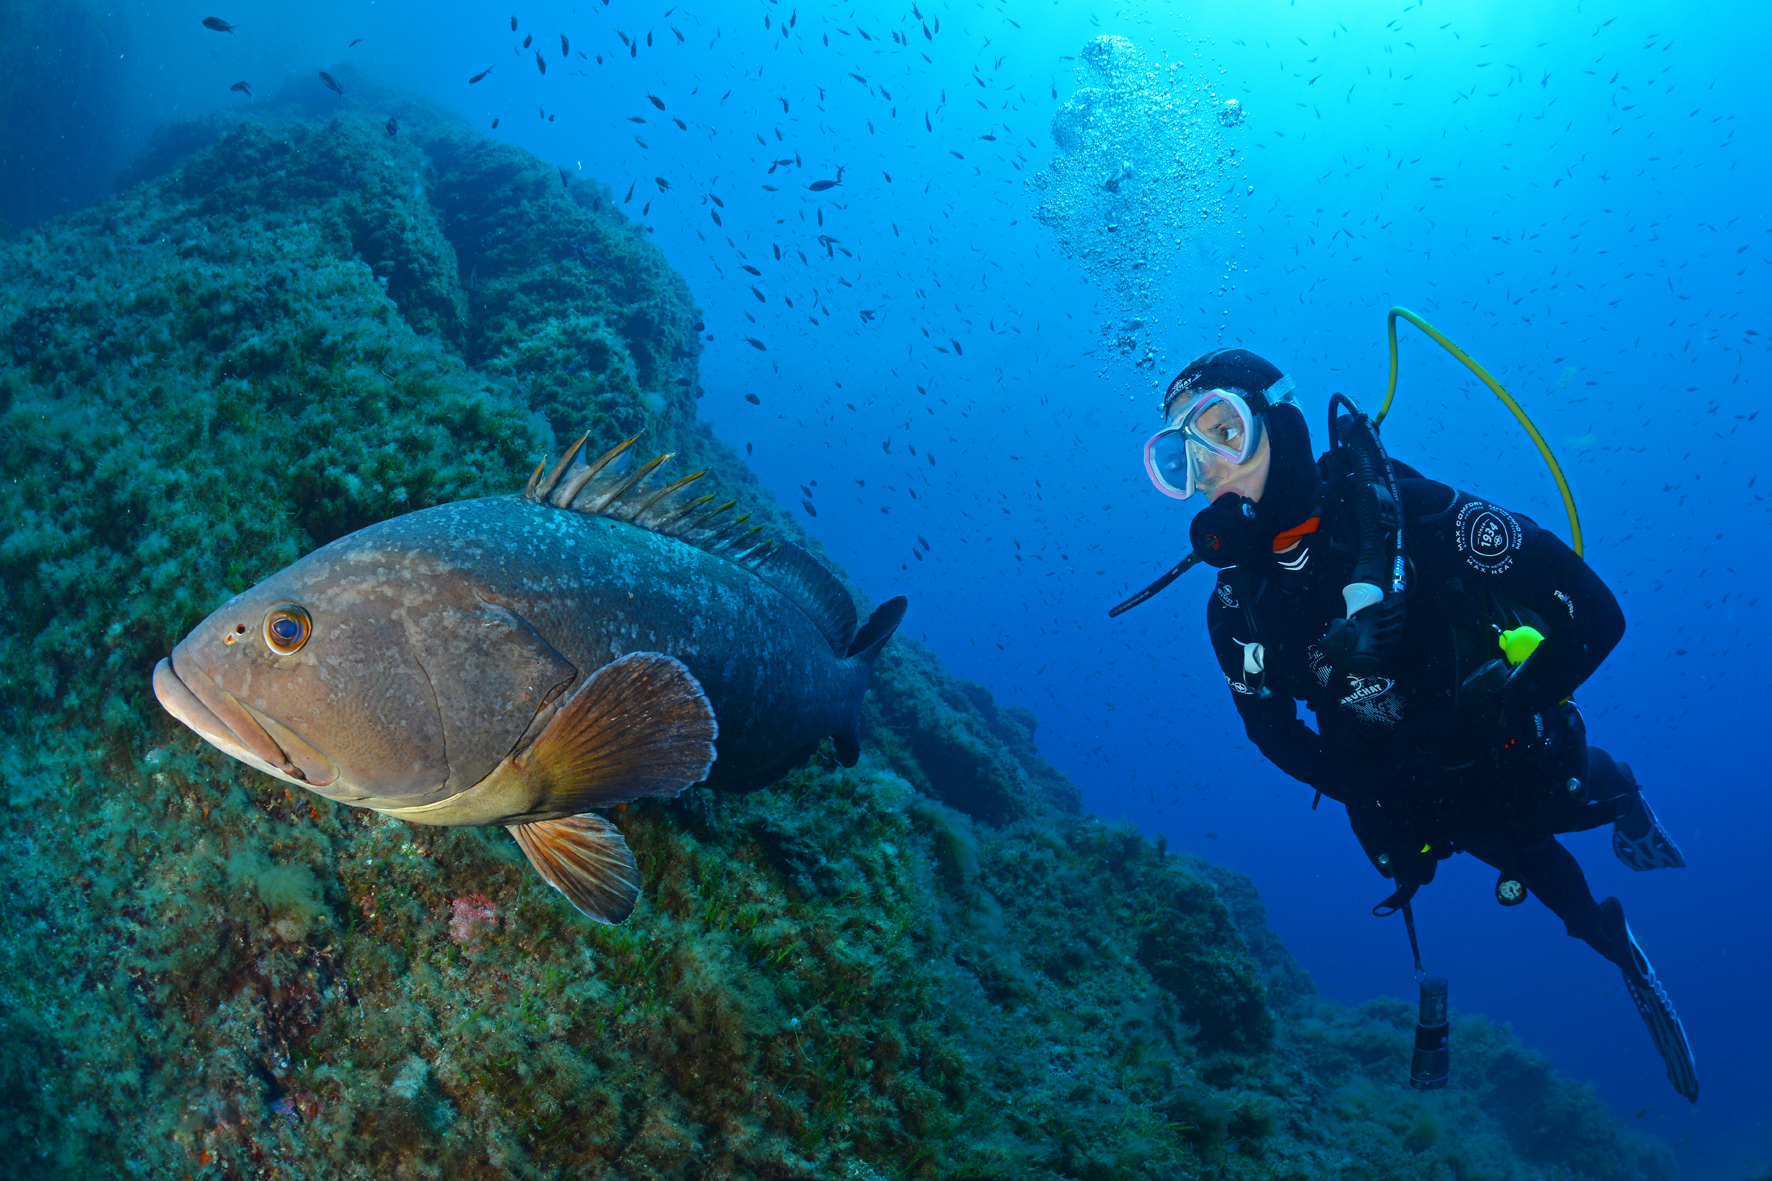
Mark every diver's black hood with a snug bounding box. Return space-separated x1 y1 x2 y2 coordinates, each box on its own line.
1255 401 1321 540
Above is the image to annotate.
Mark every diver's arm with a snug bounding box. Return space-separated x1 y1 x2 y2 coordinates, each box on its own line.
1208 586 1355 802
1492 523 1625 712
1404 481 1625 713
1230 691 1357 803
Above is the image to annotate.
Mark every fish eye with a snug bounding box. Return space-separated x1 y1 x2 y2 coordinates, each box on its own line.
263 605 313 656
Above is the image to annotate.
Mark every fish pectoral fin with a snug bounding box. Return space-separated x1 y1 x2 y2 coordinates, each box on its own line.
508 814 638 923
504 651 718 814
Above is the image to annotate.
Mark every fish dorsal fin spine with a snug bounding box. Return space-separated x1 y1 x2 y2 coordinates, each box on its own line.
524 437 858 653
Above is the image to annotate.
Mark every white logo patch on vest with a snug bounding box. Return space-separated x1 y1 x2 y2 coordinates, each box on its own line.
1455 501 1522 575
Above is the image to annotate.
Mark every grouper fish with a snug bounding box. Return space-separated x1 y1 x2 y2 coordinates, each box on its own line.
153 436 907 923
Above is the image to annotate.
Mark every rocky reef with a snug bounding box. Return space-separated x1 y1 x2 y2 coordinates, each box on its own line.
0 74 1674 1181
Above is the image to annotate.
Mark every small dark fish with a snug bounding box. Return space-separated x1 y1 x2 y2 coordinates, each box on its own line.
627 116 646 123
648 94 666 110
744 393 761 404
492 117 500 128
850 73 867 84
709 194 724 208
635 136 648 149
510 15 517 31
673 118 686 130
535 51 546 74
655 176 670 192
469 66 494 84
617 29 630 46
673 27 685 42
750 287 765 303
807 179 840 192
802 500 818 517
523 34 533 48
744 337 767 351
385 117 398 136
349 38 363 47
561 33 569 56
624 182 635 203
951 339 963 355
740 264 760 275
319 71 344 96
202 16 238 34
710 209 721 226
229 80 253 99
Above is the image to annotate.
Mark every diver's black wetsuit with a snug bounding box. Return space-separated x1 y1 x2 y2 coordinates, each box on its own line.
1207 474 1639 967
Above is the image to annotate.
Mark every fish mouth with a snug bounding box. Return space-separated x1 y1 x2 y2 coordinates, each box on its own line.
153 648 339 788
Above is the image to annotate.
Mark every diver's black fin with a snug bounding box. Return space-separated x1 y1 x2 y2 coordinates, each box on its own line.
847 595 907 664
1602 897 1700 1103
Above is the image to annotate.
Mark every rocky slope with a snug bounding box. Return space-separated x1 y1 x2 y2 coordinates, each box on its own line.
0 74 1673 1181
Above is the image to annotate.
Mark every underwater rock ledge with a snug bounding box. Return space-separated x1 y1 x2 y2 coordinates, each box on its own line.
0 77 1673 1181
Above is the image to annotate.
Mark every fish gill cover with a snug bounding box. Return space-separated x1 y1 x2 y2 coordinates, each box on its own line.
0 74 1671 1181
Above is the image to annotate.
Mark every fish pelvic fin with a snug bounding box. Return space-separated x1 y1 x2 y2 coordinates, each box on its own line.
485 651 717 817
508 814 639 923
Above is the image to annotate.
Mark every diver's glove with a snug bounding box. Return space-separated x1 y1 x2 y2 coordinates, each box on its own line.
1190 494 1265 568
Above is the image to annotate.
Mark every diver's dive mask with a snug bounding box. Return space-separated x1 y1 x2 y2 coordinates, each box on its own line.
1142 387 1265 500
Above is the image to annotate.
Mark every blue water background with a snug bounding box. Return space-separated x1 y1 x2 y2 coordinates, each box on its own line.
90 0 1771 1174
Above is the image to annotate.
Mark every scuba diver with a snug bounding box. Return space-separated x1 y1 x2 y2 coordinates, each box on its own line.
1139 347 1699 1102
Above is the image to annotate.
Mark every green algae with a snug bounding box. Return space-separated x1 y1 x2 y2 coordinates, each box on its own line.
0 81 1674 1181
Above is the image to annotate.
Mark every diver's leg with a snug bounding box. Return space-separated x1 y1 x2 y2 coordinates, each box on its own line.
1590 748 1687 870
1476 834 1612 952
1460 833 1694 1099
1465 834 1698 1102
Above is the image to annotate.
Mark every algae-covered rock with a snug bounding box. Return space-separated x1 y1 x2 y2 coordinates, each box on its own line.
0 82 1672 1181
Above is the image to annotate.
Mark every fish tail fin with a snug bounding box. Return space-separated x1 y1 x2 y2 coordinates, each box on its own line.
847 595 907 666
833 596 908 767
508 813 639 923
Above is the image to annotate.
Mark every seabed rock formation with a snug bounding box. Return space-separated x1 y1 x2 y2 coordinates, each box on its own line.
0 73 1674 1181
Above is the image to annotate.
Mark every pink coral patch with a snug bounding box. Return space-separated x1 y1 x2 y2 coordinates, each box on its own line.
448 893 498 948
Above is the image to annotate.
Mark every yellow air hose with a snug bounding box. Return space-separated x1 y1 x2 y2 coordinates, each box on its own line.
1376 307 1583 557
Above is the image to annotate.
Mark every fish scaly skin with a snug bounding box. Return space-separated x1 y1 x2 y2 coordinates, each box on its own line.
154 447 904 921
